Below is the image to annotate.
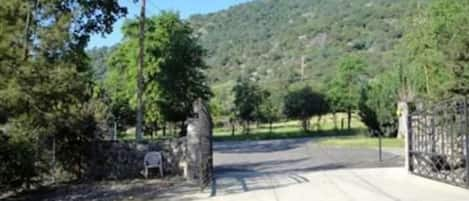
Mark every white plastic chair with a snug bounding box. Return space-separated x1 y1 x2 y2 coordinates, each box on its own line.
144 152 164 178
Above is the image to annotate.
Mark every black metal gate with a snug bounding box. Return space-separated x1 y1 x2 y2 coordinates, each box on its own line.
408 97 469 188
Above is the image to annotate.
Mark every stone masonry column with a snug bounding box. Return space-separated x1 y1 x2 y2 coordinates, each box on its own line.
186 99 213 185
398 101 411 172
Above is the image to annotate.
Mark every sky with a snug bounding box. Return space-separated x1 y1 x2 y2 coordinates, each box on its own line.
88 0 251 49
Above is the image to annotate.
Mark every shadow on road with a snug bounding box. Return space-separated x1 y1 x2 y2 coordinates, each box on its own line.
212 139 405 197
214 138 312 154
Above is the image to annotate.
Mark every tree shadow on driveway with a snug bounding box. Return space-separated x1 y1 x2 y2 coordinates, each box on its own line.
214 138 312 154
212 159 348 197
212 139 405 197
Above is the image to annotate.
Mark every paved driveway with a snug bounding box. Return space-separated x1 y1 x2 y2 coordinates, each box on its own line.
191 138 469 201
159 138 469 201
214 138 403 176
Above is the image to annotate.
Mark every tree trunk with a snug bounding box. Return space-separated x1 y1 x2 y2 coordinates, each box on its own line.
317 115 322 131
347 108 352 130
231 122 235 136
23 0 38 61
153 122 158 139
302 119 309 132
341 118 345 130
150 128 154 141
246 121 250 135
269 121 273 134
333 112 338 130
162 123 166 136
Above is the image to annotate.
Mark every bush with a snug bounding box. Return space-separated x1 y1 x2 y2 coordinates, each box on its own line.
0 99 106 190
0 129 38 190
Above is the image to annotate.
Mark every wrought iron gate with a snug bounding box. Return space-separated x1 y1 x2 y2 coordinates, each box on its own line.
408 97 469 188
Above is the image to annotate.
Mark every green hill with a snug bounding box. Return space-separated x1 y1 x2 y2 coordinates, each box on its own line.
88 0 421 115
189 0 416 91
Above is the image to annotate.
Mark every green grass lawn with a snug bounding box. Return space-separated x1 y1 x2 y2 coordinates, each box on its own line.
213 113 366 141
318 136 404 149
213 113 404 149
117 113 403 149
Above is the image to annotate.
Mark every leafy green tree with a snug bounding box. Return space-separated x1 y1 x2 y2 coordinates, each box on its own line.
359 70 400 137
257 96 280 134
105 12 211 137
153 13 212 135
283 86 328 132
401 0 469 98
232 78 268 134
431 0 469 96
0 0 126 187
327 55 367 130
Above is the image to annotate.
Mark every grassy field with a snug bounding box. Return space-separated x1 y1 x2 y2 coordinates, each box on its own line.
117 113 404 149
318 136 404 148
213 113 364 139
214 113 404 149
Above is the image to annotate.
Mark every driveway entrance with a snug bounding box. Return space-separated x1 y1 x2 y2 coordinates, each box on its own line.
204 138 469 201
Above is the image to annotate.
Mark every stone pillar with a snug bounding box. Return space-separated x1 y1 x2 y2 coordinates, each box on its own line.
186 99 213 185
398 101 411 172
186 120 200 181
397 101 409 139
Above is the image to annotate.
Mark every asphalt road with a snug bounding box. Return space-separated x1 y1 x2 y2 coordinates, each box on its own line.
214 138 404 175
203 138 469 201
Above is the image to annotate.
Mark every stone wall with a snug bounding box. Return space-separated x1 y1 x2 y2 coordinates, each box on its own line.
86 138 187 180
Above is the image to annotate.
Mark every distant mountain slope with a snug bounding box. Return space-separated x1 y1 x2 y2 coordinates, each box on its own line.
189 0 416 90
87 46 115 83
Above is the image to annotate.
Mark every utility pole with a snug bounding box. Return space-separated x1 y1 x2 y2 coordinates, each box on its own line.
23 0 38 61
136 0 146 141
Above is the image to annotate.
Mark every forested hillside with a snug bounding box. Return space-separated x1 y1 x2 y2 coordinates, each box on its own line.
89 0 417 97
190 0 414 88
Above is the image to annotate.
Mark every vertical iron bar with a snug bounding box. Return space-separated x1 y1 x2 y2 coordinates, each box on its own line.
421 111 428 154
408 114 413 172
450 103 455 182
441 108 445 163
420 106 423 154
427 109 431 156
422 111 425 154
464 97 469 187
416 112 420 154
431 114 435 153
